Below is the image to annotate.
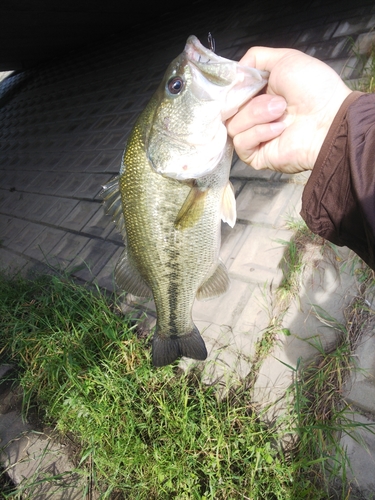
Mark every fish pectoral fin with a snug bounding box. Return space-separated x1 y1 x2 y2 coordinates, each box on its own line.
196 259 230 300
152 326 207 367
174 185 208 230
221 181 236 228
115 250 152 299
100 175 126 237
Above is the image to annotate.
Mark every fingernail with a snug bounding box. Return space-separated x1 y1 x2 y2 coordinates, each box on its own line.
268 97 287 116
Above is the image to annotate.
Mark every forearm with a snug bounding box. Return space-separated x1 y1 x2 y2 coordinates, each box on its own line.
301 91 375 269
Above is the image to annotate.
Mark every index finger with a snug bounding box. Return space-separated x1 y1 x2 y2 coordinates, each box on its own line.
239 46 297 72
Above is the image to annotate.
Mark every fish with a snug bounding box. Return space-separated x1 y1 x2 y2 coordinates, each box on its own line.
101 35 268 367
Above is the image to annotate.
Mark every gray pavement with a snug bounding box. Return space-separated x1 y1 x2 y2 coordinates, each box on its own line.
1 0 375 497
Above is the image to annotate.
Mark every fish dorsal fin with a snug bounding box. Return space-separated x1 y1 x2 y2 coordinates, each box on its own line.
100 176 126 236
174 185 208 230
196 259 230 300
115 249 153 299
221 181 236 228
119 144 128 175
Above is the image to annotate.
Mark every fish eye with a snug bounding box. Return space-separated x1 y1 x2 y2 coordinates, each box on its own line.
167 76 184 95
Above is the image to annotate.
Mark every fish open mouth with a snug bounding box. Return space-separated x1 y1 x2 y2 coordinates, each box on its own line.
184 35 268 87
184 35 268 122
185 35 229 65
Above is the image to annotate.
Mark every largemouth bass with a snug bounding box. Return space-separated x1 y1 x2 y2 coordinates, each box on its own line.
101 36 268 367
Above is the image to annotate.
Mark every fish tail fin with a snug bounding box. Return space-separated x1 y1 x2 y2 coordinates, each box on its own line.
152 326 207 367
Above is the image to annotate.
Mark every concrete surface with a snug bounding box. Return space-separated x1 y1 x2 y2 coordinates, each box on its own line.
0 365 93 498
1 0 375 497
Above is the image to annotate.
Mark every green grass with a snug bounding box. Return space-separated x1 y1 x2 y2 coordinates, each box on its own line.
348 37 375 93
276 217 321 301
0 270 356 499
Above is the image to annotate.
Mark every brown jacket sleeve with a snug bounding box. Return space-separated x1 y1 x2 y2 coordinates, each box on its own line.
300 91 375 269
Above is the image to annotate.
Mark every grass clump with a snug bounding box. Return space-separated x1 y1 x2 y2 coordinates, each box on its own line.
292 298 375 499
0 271 342 499
276 217 322 301
349 39 375 93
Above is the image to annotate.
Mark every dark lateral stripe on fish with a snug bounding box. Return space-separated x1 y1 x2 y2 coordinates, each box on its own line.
168 266 180 337
152 327 207 367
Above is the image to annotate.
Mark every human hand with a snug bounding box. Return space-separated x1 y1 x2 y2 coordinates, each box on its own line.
226 47 352 173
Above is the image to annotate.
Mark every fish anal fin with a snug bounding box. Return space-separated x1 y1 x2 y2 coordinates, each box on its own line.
196 259 230 300
115 249 152 299
152 326 207 367
221 181 236 227
174 186 207 230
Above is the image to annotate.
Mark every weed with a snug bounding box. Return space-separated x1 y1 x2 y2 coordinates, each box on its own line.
284 215 311 236
276 216 321 302
347 34 375 92
0 270 350 499
292 298 375 498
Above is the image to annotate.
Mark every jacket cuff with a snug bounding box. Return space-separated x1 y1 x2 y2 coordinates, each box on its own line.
300 91 364 239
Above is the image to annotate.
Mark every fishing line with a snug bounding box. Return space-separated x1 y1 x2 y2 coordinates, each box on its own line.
207 32 215 53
